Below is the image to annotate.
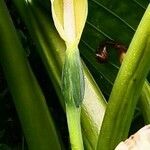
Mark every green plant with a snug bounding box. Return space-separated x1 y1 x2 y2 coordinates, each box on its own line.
0 0 150 150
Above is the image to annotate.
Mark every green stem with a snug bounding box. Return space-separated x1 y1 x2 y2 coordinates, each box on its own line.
66 105 83 150
62 46 84 149
140 80 150 123
97 4 150 150
61 36 85 149
0 1 61 149
118 48 150 125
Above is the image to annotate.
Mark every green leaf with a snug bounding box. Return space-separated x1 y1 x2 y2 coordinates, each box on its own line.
0 144 11 150
80 0 149 96
0 1 61 149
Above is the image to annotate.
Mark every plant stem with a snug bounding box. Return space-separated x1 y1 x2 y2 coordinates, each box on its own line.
112 41 150 125
0 1 61 149
62 46 84 149
139 80 150 124
66 105 83 150
97 4 150 150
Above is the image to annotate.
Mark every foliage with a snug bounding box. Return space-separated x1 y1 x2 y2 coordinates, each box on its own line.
0 0 150 150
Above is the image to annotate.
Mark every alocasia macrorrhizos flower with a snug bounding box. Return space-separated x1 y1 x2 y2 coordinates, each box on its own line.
50 0 87 45
50 0 88 108
50 0 88 149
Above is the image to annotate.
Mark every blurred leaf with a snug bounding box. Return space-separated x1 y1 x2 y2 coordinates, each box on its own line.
80 0 149 97
0 144 11 150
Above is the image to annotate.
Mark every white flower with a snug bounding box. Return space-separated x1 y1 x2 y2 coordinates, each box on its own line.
115 125 150 150
50 0 88 46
